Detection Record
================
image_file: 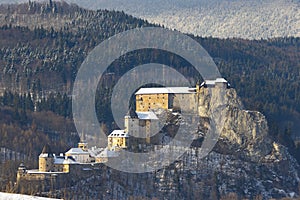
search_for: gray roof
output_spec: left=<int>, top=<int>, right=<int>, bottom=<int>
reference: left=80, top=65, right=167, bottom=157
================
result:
left=201, top=78, right=228, bottom=86
left=136, top=111, right=158, bottom=120
left=135, top=87, right=196, bottom=95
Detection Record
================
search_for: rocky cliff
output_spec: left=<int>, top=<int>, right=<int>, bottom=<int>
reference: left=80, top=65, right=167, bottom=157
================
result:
left=50, top=86, right=300, bottom=199
left=198, top=86, right=273, bottom=162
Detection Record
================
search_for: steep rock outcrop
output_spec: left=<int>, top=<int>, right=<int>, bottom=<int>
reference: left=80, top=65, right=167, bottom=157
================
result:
left=198, top=86, right=273, bottom=162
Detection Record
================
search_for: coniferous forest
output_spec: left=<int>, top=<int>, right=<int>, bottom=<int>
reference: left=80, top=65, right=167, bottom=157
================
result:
left=0, top=1, right=299, bottom=195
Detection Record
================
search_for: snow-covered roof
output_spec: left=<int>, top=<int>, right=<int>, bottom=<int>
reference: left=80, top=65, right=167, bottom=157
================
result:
left=26, top=169, right=66, bottom=174
left=136, top=111, right=158, bottom=120
left=108, top=130, right=129, bottom=138
left=201, top=78, right=228, bottom=86
left=97, top=148, right=119, bottom=158
left=39, top=153, right=54, bottom=158
left=54, top=157, right=78, bottom=165
left=135, top=87, right=196, bottom=95
left=65, top=148, right=90, bottom=155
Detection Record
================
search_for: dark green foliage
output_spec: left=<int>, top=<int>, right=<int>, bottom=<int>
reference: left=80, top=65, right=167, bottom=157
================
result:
left=36, top=92, right=72, bottom=117
left=0, top=91, right=34, bottom=112
left=0, top=1, right=299, bottom=161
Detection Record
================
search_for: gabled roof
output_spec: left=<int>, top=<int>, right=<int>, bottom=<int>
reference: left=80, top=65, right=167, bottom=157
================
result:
left=65, top=148, right=90, bottom=155
left=54, top=157, right=78, bottom=165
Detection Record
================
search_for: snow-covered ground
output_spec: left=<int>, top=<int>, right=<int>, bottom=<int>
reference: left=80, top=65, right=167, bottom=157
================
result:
left=71, top=0, right=300, bottom=39
left=0, top=192, right=60, bottom=200
left=0, top=0, right=299, bottom=39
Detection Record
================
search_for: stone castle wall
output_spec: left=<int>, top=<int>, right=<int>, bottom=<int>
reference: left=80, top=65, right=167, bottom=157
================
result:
left=16, top=163, right=105, bottom=194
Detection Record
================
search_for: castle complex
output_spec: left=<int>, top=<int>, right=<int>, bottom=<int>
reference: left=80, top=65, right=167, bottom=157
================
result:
left=16, top=78, right=229, bottom=192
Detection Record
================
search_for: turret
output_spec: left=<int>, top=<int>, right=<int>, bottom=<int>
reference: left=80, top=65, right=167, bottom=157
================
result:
left=17, top=163, right=27, bottom=181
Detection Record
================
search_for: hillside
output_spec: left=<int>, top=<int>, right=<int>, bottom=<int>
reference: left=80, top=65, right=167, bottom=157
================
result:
left=2, top=0, right=299, bottom=39
left=0, top=1, right=299, bottom=198
left=17, top=85, right=300, bottom=199
left=0, top=2, right=299, bottom=133
left=62, top=0, right=300, bottom=39
left=0, top=0, right=298, bottom=149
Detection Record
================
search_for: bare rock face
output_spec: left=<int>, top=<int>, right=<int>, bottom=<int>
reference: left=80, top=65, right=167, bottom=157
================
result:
left=198, top=86, right=274, bottom=162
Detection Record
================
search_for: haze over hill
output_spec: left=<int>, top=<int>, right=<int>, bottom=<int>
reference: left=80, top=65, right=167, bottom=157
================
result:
left=57, top=0, right=300, bottom=39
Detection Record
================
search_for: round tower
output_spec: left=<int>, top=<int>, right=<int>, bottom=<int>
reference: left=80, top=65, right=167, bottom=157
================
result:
left=17, top=163, right=27, bottom=181
left=39, top=144, right=54, bottom=172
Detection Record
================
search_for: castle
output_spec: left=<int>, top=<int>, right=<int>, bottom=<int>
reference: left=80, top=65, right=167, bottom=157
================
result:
left=16, top=78, right=229, bottom=192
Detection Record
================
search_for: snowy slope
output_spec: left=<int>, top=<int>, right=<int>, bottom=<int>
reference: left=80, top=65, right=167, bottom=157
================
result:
left=0, top=0, right=298, bottom=39
left=0, top=192, right=60, bottom=200
left=61, top=0, right=299, bottom=39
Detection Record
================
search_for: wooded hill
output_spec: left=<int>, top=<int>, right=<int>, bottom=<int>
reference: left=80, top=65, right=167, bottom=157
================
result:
left=0, top=1, right=299, bottom=181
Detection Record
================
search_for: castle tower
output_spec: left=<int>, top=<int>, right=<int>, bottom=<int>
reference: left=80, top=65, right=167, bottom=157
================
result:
left=39, top=144, right=54, bottom=172
left=196, top=82, right=201, bottom=93
left=124, top=115, right=130, bottom=133
left=17, top=163, right=27, bottom=181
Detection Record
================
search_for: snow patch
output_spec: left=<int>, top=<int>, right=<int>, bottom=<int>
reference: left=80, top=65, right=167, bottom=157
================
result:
left=0, top=192, right=60, bottom=200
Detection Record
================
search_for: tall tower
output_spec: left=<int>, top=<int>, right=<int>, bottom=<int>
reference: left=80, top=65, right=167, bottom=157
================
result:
left=39, top=144, right=54, bottom=172
left=124, top=115, right=130, bottom=133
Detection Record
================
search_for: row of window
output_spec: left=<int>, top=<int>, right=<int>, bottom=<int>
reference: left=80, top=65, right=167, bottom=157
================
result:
left=147, top=96, right=165, bottom=99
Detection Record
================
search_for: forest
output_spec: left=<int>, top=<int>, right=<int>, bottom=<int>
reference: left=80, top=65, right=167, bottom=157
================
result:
left=0, top=0, right=299, bottom=193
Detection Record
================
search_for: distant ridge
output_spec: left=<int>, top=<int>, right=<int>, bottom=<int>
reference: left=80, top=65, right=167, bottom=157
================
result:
left=59, top=0, right=300, bottom=39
